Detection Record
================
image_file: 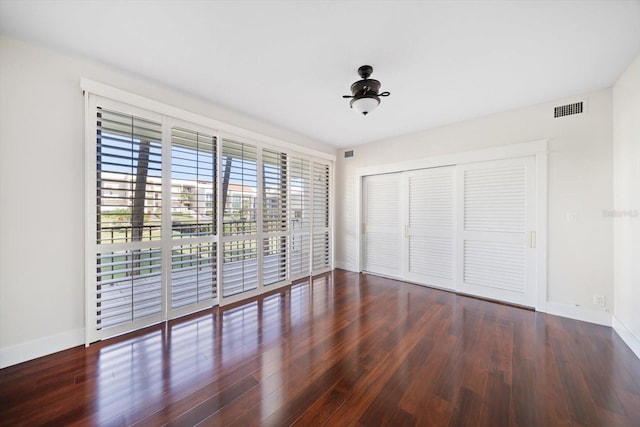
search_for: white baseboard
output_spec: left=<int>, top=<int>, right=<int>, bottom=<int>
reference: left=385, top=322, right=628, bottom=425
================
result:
left=0, top=328, right=84, bottom=369
left=612, top=316, right=640, bottom=359
left=545, top=301, right=612, bottom=326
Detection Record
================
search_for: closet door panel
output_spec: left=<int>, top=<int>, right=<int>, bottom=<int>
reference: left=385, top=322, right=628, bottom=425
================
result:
left=405, top=167, right=455, bottom=289
left=457, top=157, right=536, bottom=306
left=362, top=173, right=403, bottom=277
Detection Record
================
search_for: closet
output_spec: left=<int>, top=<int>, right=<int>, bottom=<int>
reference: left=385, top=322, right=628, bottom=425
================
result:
left=362, top=156, right=536, bottom=307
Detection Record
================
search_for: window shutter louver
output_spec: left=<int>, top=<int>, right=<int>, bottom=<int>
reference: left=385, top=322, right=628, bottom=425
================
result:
left=312, top=162, right=331, bottom=273
left=96, top=248, right=162, bottom=330
left=222, top=140, right=258, bottom=297
left=96, top=108, right=162, bottom=244
left=289, top=156, right=311, bottom=279
left=94, top=106, right=163, bottom=336
left=169, top=127, right=217, bottom=314
left=171, top=242, right=217, bottom=308
left=262, top=148, right=288, bottom=286
left=170, top=128, right=216, bottom=237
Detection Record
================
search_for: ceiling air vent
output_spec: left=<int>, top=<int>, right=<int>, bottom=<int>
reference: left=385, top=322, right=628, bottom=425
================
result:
left=554, top=101, right=584, bottom=118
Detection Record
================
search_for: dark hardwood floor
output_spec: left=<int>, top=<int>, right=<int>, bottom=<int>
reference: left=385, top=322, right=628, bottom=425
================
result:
left=1, top=269, right=640, bottom=426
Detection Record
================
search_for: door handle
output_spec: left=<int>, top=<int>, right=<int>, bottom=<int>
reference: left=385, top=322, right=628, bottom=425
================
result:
left=529, top=231, right=536, bottom=248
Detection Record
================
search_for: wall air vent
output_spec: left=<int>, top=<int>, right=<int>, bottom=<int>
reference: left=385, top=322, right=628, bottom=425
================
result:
left=554, top=102, right=584, bottom=118
left=344, top=150, right=354, bottom=158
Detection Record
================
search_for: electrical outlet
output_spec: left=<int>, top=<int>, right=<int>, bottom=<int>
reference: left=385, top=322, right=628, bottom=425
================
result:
left=593, top=294, right=606, bottom=306
left=567, top=212, right=579, bottom=224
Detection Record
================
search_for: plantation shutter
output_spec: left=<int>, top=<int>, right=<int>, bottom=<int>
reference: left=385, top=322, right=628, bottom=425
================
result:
left=312, top=161, right=331, bottom=273
left=169, top=127, right=217, bottom=317
left=362, top=173, right=403, bottom=277
left=94, top=106, right=163, bottom=339
left=262, top=148, right=288, bottom=286
left=289, top=156, right=312, bottom=279
left=405, top=167, right=455, bottom=289
left=457, top=157, right=536, bottom=306
left=221, top=139, right=258, bottom=299
left=86, top=89, right=334, bottom=342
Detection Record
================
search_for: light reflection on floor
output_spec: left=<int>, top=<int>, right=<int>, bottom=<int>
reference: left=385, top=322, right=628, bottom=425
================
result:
left=94, top=273, right=337, bottom=423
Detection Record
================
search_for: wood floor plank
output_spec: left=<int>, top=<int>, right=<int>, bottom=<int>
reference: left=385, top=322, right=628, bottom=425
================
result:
left=1, top=270, right=639, bottom=426
left=357, top=336, right=434, bottom=426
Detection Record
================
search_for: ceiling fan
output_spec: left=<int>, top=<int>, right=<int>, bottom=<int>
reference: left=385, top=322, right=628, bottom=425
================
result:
left=342, top=65, right=390, bottom=116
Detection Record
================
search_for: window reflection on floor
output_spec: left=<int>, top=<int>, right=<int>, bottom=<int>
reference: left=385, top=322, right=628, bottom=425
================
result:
left=96, top=330, right=165, bottom=424
left=94, top=273, right=337, bottom=422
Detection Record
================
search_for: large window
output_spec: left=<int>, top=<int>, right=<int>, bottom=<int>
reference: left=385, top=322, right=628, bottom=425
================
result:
left=86, top=91, right=333, bottom=343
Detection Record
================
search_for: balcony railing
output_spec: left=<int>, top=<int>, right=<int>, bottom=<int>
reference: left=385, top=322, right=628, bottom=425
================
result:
left=99, top=218, right=303, bottom=244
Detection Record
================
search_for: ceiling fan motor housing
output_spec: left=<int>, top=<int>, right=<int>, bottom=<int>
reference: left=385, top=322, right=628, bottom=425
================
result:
left=350, top=78, right=382, bottom=98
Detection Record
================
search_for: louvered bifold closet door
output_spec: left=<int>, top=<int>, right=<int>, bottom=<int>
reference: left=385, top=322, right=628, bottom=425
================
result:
left=456, top=156, right=536, bottom=307
left=221, top=140, right=259, bottom=301
left=262, top=148, right=288, bottom=287
left=362, top=173, right=403, bottom=278
left=289, top=156, right=311, bottom=280
left=93, top=106, right=164, bottom=340
left=169, top=126, right=218, bottom=317
left=405, top=167, right=455, bottom=289
left=312, top=161, right=332, bottom=274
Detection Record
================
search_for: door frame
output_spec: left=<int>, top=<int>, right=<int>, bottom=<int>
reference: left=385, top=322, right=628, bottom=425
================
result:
left=354, top=140, right=548, bottom=312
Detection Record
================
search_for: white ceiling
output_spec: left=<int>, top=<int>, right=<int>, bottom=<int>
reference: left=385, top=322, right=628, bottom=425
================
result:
left=1, top=0, right=639, bottom=148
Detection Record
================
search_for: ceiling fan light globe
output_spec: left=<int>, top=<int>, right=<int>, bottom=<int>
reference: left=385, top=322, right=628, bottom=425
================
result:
left=351, top=96, right=380, bottom=116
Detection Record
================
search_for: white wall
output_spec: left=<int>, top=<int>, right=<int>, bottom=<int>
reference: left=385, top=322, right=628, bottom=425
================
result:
left=0, top=36, right=334, bottom=368
left=613, top=54, right=640, bottom=358
left=336, top=89, right=614, bottom=322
